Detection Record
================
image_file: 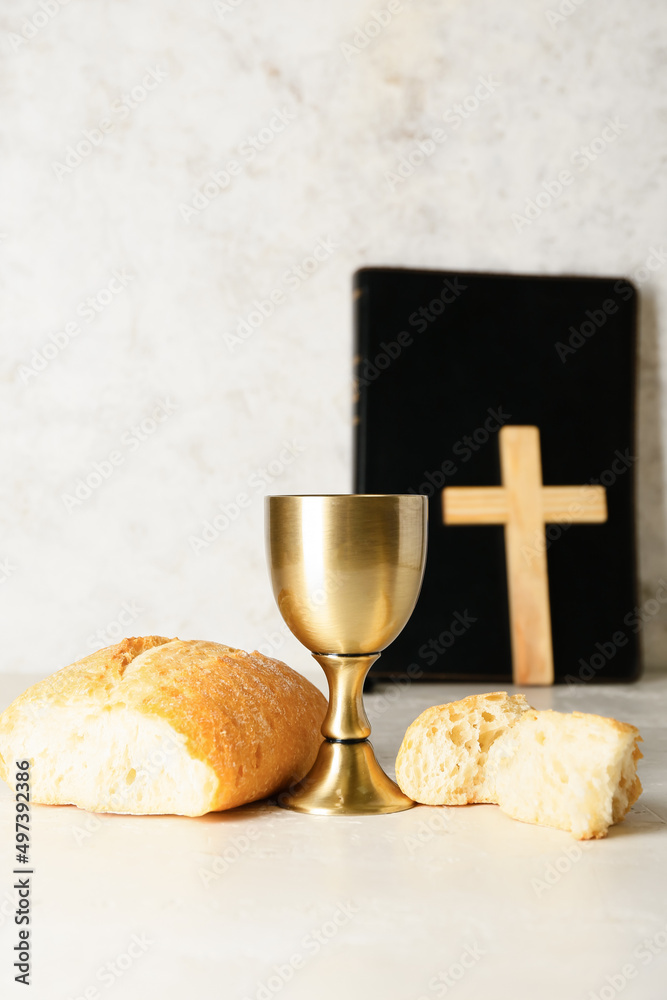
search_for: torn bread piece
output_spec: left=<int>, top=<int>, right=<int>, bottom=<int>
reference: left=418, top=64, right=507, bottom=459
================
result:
left=0, top=636, right=327, bottom=816
left=395, top=692, right=642, bottom=838
left=487, top=708, right=643, bottom=839
left=395, top=692, right=531, bottom=805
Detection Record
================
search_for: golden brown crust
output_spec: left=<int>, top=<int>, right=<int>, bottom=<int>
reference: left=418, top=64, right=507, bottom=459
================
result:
left=0, top=637, right=327, bottom=813
left=120, top=640, right=327, bottom=809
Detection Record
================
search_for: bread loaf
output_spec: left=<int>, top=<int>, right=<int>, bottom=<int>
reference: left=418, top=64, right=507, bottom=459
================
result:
left=396, top=692, right=642, bottom=839
left=0, top=637, right=327, bottom=816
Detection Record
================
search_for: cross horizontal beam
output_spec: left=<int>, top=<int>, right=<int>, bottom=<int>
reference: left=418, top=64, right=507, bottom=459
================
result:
left=443, top=485, right=607, bottom=525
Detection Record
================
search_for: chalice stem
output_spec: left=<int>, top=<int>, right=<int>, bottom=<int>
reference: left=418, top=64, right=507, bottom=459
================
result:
left=314, top=653, right=379, bottom=741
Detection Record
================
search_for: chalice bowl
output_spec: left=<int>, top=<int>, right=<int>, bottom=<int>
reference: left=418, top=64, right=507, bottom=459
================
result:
left=265, top=494, right=428, bottom=815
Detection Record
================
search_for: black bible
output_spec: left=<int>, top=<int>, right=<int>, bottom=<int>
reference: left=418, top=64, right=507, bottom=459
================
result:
left=353, top=267, right=639, bottom=684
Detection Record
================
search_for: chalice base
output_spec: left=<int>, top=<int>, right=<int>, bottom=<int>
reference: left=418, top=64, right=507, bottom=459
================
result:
left=280, top=739, right=414, bottom=815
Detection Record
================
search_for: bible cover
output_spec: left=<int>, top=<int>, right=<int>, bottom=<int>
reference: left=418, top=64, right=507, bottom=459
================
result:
left=354, top=267, right=639, bottom=683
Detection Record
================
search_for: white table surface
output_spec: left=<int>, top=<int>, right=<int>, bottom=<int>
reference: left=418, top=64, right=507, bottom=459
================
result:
left=0, top=672, right=666, bottom=1000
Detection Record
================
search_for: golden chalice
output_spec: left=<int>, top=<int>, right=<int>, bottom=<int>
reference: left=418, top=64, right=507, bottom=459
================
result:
left=265, top=494, right=428, bottom=815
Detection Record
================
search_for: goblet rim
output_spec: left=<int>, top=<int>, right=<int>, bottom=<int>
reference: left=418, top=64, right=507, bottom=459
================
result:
left=265, top=493, right=427, bottom=500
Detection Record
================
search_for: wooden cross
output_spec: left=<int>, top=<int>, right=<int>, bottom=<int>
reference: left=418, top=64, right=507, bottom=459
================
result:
left=442, top=426, right=607, bottom=686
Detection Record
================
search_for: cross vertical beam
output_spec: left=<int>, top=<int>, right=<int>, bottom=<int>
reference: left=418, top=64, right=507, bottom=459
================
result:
left=442, top=425, right=607, bottom=686
left=500, top=426, right=554, bottom=686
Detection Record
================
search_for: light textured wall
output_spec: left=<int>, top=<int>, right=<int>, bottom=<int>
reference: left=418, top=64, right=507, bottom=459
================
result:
left=1, top=0, right=666, bottom=676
